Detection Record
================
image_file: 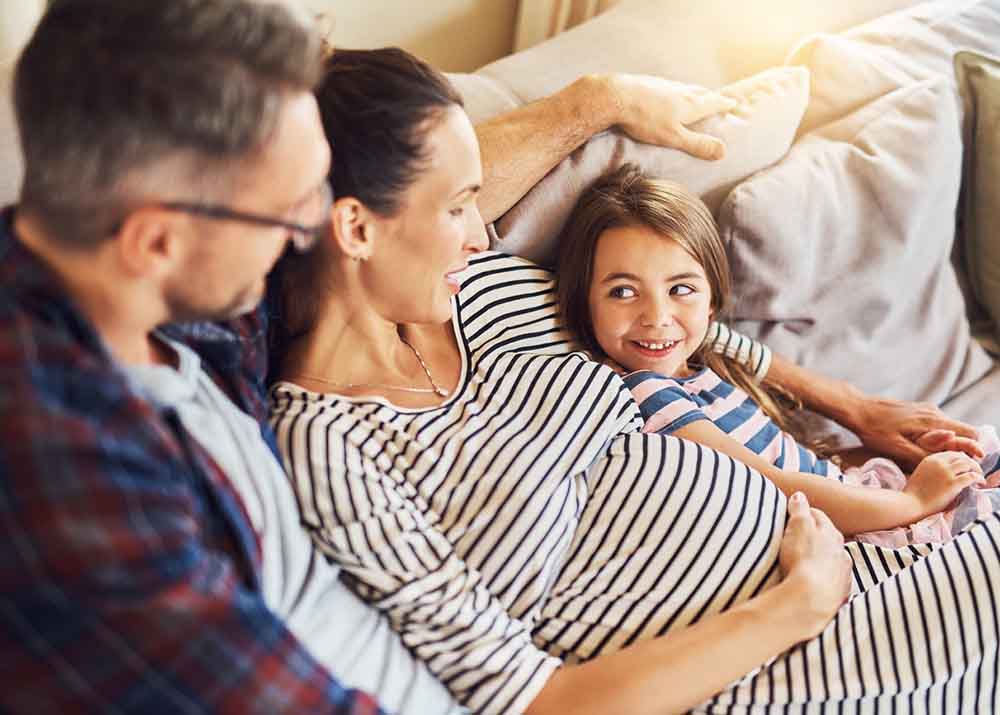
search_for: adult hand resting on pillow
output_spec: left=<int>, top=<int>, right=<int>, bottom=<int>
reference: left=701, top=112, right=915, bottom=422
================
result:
left=474, top=73, right=736, bottom=222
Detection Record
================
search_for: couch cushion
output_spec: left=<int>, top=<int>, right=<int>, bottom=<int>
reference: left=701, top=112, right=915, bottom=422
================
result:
left=955, top=51, right=1000, bottom=349
left=443, top=72, right=520, bottom=124
left=787, top=0, right=1000, bottom=134
left=492, top=66, right=810, bottom=266
left=0, top=63, right=20, bottom=206
left=718, top=78, right=994, bottom=407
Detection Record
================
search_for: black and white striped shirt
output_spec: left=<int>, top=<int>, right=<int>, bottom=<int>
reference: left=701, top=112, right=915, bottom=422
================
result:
left=271, top=252, right=1000, bottom=714
left=270, top=253, right=782, bottom=713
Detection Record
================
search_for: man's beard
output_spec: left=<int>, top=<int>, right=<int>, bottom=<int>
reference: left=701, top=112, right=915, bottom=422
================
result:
left=165, top=278, right=263, bottom=324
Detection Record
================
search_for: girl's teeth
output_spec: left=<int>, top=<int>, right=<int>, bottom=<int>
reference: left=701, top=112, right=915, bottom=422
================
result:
left=638, top=341, right=674, bottom=350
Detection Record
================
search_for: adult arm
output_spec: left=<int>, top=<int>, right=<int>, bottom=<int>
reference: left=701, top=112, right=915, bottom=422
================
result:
left=475, top=74, right=736, bottom=222
left=765, top=352, right=984, bottom=469
left=527, top=492, right=851, bottom=715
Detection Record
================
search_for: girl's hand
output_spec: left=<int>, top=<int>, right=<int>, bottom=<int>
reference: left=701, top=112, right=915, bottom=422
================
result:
left=779, top=493, right=852, bottom=636
left=903, top=451, right=984, bottom=516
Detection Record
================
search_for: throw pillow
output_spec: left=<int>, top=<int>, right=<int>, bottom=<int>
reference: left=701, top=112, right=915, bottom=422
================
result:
left=955, top=51, right=1000, bottom=347
left=493, top=66, right=810, bottom=266
left=787, top=0, right=1000, bottom=134
left=444, top=72, right=520, bottom=124
left=718, top=78, right=994, bottom=406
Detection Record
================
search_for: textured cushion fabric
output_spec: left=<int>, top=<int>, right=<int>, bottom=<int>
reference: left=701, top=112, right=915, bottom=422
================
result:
left=0, top=63, right=20, bottom=206
left=955, top=51, right=1000, bottom=348
left=475, top=0, right=922, bottom=98
left=492, top=66, right=810, bottom=266
left=787, top=0, right=1000, bottom=134
left=0, top=0, right=44, bottom=206
left=443, top=72, right=520, bottom=124
left=718, top=78, right=995, bottom=411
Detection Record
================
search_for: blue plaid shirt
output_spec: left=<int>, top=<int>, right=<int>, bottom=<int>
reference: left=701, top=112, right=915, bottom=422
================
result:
left=0, top=207, right=384, bottom=714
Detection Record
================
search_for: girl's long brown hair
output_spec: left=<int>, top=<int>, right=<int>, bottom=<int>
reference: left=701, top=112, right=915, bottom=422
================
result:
left=556, top=164, right=829, bottom=456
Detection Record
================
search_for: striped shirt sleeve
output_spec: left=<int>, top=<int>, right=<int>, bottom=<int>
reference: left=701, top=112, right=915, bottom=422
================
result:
left=703, top=321, right=772, bottom=381
left=623, top=371, right=711, bottom=435
left=300, top=449, right=560, bottom=715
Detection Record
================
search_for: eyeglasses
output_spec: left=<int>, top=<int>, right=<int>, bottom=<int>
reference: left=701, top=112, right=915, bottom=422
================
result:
left=153, top=180, right=333, bottom=252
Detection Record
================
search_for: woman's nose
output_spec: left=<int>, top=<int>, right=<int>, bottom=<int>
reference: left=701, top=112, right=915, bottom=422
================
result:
left=466, top=209, right=490, bottom=253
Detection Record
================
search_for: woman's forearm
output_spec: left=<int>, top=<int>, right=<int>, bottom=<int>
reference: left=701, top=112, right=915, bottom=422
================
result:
left=526, top=573, right=829, bottom=715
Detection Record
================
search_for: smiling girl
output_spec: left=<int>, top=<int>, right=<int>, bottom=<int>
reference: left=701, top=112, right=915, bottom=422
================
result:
left=557, top=164, right=998, bottom=543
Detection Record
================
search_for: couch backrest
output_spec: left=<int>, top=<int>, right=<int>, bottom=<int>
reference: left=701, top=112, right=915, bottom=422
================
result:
left=0, top=0, right=44, bottom=206
left=475, top=0, right=927, bottom=104
left=0, top=0, right=929, bottom=207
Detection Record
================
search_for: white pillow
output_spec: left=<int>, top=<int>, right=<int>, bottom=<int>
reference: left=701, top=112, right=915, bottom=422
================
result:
left=489, top=66, right=810, bottom=266
left=718, top=78, right=994, bottom=406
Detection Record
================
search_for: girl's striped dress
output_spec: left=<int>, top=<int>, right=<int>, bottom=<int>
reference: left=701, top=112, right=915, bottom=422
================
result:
left=270, top=251, right=1000, bottom=715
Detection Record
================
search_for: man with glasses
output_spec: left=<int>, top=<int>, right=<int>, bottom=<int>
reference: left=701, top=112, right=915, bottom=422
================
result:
left=0, top=1, right=451, bottom=712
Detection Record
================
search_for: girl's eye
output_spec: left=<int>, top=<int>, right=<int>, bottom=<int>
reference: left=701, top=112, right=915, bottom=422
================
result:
left=609, top=285, right=637, bottom=299
left=670, top=284, right=695, bottom=296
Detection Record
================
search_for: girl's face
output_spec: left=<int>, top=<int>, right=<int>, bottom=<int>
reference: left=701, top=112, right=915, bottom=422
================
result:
left=587, top=224, right=714, bottom=376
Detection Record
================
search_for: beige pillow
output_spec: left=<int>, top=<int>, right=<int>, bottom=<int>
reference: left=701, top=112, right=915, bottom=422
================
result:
left=0, top=63, right=20, bottom=206
left=787, top=0, right=1000, bottom=134
left=443, top=72, right=520, bottom=124
left=491, top=66, right=810, bottom=266
left=718, top=78, right=994, bottom=407
left=955, top=51, right=1000, bottom=346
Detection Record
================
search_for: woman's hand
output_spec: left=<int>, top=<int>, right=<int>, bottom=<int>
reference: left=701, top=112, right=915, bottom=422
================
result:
left=601, top=73, right=737, bottom=161
left=844, top=395, right=984, bottom=470
left=778, top=493, right=851, bottom=638
left=902, top=450, right=984, bottom=516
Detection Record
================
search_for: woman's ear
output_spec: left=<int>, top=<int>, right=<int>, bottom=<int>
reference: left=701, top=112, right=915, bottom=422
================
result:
left=330, top=197, right=375, bottom=261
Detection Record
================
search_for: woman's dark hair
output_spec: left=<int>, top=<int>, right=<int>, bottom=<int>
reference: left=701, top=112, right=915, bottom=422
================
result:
left=556, top=164, right=834, bottom=458
left=316, top=47, right=464, bottom=215
left=268, top=47, right=464, bottom=381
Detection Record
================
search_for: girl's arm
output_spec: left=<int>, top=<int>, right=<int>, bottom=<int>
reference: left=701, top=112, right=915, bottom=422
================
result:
left=527, top=492, right=852, bottom=715
left=673, top=420, right=983, bottom=536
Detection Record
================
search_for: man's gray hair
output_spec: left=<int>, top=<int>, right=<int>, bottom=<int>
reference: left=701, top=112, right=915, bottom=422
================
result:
left=14, top=0, right=325, bottom=246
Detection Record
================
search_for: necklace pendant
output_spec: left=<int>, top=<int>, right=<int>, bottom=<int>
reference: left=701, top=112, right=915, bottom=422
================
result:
left=434, top=386, right=449, bottom=397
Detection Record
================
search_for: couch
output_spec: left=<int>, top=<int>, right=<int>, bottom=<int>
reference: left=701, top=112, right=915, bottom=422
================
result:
left=444, top=0, right=1000, bottom=442
left=2, top=0, right=998, bottom=439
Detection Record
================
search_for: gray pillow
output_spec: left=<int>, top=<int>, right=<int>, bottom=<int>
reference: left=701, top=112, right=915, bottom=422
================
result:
left=718, top=78, right=994, bottom=405
left=492, top=66, right=811, bottom=266
left=955, top=51, right=1000, bottom=351
left=786, top=0, right=1000, bottom=135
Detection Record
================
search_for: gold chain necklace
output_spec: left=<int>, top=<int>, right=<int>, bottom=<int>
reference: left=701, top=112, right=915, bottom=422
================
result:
left=294, top=336, right=449, bottom=397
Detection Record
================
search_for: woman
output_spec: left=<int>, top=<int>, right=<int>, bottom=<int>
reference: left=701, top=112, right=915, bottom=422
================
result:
left=269, top=48, right=999, bottom=715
